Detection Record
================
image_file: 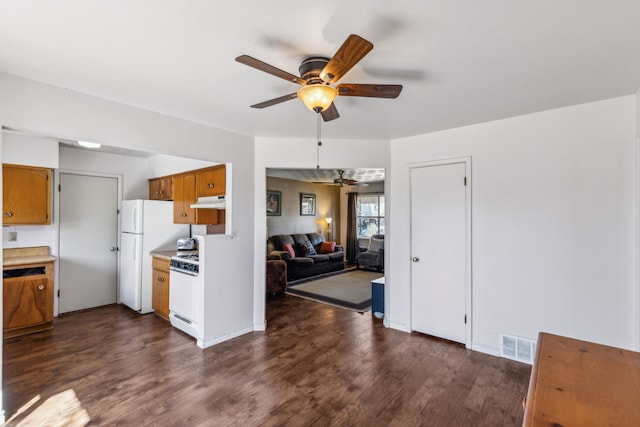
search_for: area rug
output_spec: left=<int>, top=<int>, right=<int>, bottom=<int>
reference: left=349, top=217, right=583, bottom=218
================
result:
left=286, top=269, right=383, bottom=312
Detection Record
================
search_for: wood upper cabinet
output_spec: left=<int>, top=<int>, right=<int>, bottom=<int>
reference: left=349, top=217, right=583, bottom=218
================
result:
left=149, top=176, right=173, bottom=200
left=173, top=173, right=197, bottom=224
left=3, top=261, right=55, bottom=337
left=151, top=256, right=170, bottom=320
left=3, top=164, right=52, bottom=225
left=152, top=164, right=226, bottom=225
left=196, top=165, right=225, bottom=197
left=173, top=171, right=221, bottom=225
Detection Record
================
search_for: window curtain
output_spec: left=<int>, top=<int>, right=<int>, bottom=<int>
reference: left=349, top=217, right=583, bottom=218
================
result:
left=346, top=192, right=358, bottom=263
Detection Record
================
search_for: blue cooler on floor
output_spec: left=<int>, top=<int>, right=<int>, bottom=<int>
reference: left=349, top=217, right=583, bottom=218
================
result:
left=371, top=277, right=385, bottom=318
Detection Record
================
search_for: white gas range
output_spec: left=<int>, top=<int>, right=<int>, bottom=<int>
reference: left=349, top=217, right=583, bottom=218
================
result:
left=169, top=252, right=203, bottom=341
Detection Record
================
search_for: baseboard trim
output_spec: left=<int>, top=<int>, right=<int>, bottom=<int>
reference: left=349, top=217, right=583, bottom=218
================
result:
left=198, top=326, right=255, bottom=349
left=472, top=342, right=500, bottom=357
left=388, top=321, right=411, bottom=333
left=254, top=322, right=266, bottom=332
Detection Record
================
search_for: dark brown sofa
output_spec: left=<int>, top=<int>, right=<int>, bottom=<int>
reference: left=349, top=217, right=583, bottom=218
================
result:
left=267, top=232, right=344, bottom=282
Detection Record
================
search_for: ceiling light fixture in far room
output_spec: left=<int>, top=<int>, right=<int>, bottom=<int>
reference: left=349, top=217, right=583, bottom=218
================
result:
left=77, top=140, right=101, bottom=149
left=297, top=84, right=338, bottom=113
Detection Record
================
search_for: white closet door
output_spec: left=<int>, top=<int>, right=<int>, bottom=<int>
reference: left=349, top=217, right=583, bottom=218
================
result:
left=59, top=173, right=118, bottom=313
left=410, top=162, right=468, bottom=344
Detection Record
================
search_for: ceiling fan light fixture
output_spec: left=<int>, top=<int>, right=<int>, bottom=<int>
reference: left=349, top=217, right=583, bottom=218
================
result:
left=297, top=84, right=338, bottom=113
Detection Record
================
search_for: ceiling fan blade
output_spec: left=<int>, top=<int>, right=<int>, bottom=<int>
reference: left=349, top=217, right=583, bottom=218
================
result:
left=321, top=103, right=340, bottom=122
left=250, top=93, right=298, bottom=109
left=319, top=34, right=373, bottom=83
left=337, top=83, right=403, bottom=98
left=236, top=55, right=305, bottom=85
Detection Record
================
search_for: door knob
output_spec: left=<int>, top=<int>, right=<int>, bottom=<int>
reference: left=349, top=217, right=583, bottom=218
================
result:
left=412, top=256, right=420, bottom=262
left=110, top=247, right=118, bottom=252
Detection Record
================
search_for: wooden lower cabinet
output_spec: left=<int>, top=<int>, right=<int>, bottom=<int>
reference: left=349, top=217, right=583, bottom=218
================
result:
left=3, top=261, right=54, bottom=338
left=151, top=256, right=170, bottom=320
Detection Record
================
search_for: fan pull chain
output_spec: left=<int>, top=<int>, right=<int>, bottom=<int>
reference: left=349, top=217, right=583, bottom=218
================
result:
left=316, top=113, right=322, bottom=169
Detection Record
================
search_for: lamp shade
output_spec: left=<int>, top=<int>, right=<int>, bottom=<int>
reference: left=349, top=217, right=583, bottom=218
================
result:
left=297, top=84, right=338, bottom=113
left=325, top=217, right=333, bottom=225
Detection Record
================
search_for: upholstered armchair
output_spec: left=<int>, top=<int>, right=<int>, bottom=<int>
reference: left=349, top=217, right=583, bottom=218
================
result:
left=356, top=234, right=384, bottom=272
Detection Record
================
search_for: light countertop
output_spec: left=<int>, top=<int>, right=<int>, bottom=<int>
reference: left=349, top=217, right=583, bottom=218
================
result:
left=3, top=246, right=56, bottom=268
left=150, top=250, right=197, bottom=261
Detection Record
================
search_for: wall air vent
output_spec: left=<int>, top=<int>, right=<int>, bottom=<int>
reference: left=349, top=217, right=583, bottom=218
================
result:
left=499, top=334, right=537, bottom=365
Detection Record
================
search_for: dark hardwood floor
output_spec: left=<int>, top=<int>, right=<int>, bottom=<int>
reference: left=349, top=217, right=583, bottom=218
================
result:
left=3, top=295, right=531, bottom=426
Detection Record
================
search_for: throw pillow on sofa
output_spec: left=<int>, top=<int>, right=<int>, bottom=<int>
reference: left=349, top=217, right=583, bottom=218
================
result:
left=297, top=240, right=317, bottom=256
left=282, top=243, right=296, bottom=259
left=318, top=241, right=336, bottom=254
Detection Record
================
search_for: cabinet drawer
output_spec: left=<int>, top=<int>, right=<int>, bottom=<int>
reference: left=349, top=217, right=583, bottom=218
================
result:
left=152, top=257, right=170, bottom=272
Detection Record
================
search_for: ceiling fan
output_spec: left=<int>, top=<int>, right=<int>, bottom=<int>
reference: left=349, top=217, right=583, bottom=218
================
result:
left=235, top=34, right=403, bottom=121
left=315, top=170, right=369, bottom=188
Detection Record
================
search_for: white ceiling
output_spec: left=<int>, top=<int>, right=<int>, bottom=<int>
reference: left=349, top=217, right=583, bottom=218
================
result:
left=267, top=168, right=385, bottom=184
left=1, top=1, right=640, bottom=141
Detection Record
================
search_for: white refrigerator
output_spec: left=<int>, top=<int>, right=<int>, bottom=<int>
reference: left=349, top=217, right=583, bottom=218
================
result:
left=119, top=199, right=190, bottom=313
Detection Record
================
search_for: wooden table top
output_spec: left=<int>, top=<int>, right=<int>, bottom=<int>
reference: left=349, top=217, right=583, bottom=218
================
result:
left=523, top=332, right=640, bottom=426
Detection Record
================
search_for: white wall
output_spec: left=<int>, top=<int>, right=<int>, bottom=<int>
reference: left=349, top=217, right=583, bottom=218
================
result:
left=636, top=86, right=640, bottom=136
left=390, top=96, right=637, bottom=353
left=147, top=153, right=217, bottom=179
left=254, top=136, right=390, bottom=328
left=0, top=72, right=256, bottom=343
left=266, top=176, right=340, bottom=238
left=2, top=132, right=59, bottom=168
left=59, top=146, right=149, bottom=199
left=2, top=132, right=59, bottom=250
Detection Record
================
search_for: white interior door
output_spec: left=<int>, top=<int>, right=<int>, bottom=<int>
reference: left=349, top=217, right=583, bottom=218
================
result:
left=410, top=161, right=469, bottom=344
left=59, top=173, right=119, bottom=313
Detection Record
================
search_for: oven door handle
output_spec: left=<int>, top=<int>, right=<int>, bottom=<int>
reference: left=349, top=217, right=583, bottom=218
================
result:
left=169, top=267, right=198, bottom=276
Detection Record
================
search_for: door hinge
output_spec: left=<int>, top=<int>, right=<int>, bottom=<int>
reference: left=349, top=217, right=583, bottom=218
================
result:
left=464, top=314, right=467, bottom=324
left=58, top=184, right=61, bottom=192
left=464, top=177, right=467, bottom=186
left=57, top=289, right=60, bottom=297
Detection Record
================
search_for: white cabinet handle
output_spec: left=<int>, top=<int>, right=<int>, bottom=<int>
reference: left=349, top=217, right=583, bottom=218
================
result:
left=4, top=211, right=13, bottom=217
left=38, top=284, right=45, bottom=290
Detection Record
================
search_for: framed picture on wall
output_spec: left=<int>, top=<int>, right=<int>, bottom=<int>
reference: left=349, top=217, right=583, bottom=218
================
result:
left=266, top=190, right=281, bottom=216
left=300, top=193, right=316, bottom=216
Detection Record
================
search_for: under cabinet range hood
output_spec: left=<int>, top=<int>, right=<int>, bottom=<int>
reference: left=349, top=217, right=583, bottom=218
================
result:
left=190, top=195, right=226, bottom=209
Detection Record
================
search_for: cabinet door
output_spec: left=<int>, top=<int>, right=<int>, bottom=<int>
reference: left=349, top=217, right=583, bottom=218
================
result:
left=149, top=176, right=173, bottom=200
left=3, top=276, right=53, bottom=330
left=149, top=178, right=162, bottom=200
left=152, top=268, right=170, bottom=320
left=3, top=164, right=51, bottom=225
left=173, top=174, right=196, bottom=224
left=160, top=176, right=173, bottom=200
left=196, top=166, right=225, bottom=197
